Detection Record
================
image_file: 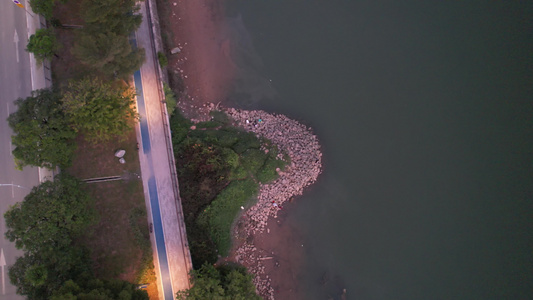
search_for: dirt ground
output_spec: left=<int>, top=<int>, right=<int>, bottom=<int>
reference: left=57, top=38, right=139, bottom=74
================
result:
left=156, top=0, right=236, bottom=121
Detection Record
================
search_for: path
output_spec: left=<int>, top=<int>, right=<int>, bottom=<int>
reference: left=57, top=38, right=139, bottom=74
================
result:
left=134, top=1, right=192, bottom=299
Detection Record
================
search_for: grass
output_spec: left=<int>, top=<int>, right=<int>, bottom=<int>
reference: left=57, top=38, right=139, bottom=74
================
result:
left=66, top=124, right=140, bottom=180
left=197, top=179, right=258, bottom=256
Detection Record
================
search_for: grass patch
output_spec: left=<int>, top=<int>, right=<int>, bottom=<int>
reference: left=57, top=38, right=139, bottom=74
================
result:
left=197, top=179, right=258, bottom=256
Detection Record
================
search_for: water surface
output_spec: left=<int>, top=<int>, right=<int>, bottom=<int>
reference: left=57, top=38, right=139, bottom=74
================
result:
left=226, top=1, right=533, bottom=299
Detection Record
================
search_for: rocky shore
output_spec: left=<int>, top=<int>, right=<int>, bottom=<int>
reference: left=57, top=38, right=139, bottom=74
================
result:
left=223, top=108, right=323, bottom=299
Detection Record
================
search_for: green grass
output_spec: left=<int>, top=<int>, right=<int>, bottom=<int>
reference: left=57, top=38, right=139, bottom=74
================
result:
left=197, top=179, right=258, bottom=256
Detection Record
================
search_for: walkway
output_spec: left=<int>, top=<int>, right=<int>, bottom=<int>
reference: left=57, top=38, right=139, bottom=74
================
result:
left=133, top=1, right=192, bottom=299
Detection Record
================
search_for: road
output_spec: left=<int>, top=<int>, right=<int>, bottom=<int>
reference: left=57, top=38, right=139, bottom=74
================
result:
left=0, top=1, right=46, bottom=299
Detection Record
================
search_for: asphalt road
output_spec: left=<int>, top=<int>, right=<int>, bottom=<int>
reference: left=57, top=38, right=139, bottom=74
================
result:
left=0, top=1, right=41, bottom=299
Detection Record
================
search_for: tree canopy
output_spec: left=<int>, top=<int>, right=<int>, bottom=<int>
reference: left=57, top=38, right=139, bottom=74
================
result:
left=176, top=264, right=260, bottom=300
left=4, top=174, right=96, bottom=254
left=29, top=0, right=57, bottom=19
left=26, top=28, right=59, bottom=63
left=4, top=175, right=97, bottom=299
left=81, top=0, right=142, bottom=36
left=61, top=77, right=138, bottom=143
left=72, top=31, right=145, bottom=80
left=7, top=88, right=76, bottom=169
left=50, top=279, right=148, bottom=300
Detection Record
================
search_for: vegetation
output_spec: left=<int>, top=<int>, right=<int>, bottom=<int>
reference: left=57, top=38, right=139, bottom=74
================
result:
left=4, top=175, right=149, bottom=300
left=176, top=263, right=260, bottom=300
left=157, top=51, right=168, bottom=67
left=5, top=174, right=96, bottom=254
left=26, top=28, right=59, bottom=63
left=29, top=0, right=59, bottom=19
left=6, top=0, right=157, bottom=298
left=51, top=279, right=148, bottom=300
left=80, top=0, right=142, bottom=36
left=61, top=77, right=138, bottom=143
left=72, top=31, right=145, bottom=80
left=171, top=111, right=287, bottom=266
left=163, top=83, right=177, bottom=115
left=8, top=88, right=77, bottom=169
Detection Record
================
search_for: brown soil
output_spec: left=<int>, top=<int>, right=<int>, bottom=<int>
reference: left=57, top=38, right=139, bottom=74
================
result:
left=157, top=0, right=236, bottom=121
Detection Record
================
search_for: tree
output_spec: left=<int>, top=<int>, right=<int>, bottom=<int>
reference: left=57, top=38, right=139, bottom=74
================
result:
left=7, top=89, right=77, bottom=169
left=72, top=30, right=145, bottom=79
left=9, top=248, right=92, bottom=299
left=51, top=279, right=148, bottom=300
left=29, top=0, right=57, bottom=19
left=26, top=28, right=59, bottom=63
left=81, top=0, right=142, bottom=36
left=176, top=264, right=260, bottom=300
left=61, top=77, right=138, bottom=143
left=4, top=174, right=96, bottom=254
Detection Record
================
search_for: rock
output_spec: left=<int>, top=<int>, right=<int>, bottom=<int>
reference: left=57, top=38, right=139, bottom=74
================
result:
left=119, top=158, right=126, bottom=164
left=114, top=149, right=126, bottom=158
left=170, top=47, right=181, bottom=54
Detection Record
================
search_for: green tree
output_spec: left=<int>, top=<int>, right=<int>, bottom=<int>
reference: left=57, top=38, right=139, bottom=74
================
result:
left=9, top=248, right=92, bottom=299
left=26, top=28, right=59, bottom=63
left=176, top=264, right=260, bottom=300
left=72, top=31, right=145, bottom=79
left=29, top=0, right=57, bottom=19
left=4, top=174, right=96, bottom=254
left=51, top=279, right=148, bottom=300
left=81, top=0, right=142, bottom=36
left=7, top=89, right=76, bottom=169
left=61, top=77, right=138, bottom=142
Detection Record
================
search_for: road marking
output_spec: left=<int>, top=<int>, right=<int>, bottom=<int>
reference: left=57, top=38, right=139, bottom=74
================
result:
left=14, top=30, right=19, bottom=63
left=0, top=248, right=5, bottom=295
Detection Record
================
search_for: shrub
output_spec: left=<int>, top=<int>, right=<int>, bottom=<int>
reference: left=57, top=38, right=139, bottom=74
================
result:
left=157, top=51, right=168, bottom=67
left=163, top=83, right=177, bottom=115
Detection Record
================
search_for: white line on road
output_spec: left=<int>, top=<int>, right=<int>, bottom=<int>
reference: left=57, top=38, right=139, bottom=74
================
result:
left=0, top=248, right=5, bottom=295
left=14, top=30, right=20, bottom=63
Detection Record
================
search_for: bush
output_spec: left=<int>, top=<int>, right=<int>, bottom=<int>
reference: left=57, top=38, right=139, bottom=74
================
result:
left=163, top=83, right=177, bottom=115
left=157, top=51, right=168, bottom=67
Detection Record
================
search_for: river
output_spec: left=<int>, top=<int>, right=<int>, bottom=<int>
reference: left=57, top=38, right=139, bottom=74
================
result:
left=224, top=1, right=533, bottom=299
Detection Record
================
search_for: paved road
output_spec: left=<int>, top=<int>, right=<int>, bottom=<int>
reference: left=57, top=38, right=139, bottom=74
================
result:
left=134, top=1, right=192, bottom=299
left=0, top=1, right=47, bottom=299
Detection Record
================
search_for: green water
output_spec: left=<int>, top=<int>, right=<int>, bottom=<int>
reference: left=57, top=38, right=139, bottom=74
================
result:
left=226, top=1, right=533, bottom=299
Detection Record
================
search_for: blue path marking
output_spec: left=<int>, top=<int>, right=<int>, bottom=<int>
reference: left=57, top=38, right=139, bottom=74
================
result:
left=133, top=67, right=174, bottom=299
left=134, top=71, right=151, bottom=154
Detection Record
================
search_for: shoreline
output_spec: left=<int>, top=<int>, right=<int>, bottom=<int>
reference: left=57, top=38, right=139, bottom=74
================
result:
left=159, top=1, right=323, bottom=298
left=224, top=108, right=323, bottom=299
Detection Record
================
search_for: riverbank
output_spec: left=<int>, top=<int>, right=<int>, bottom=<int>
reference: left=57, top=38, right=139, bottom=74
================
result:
left=224, top=108, right=322, bottom=299
left=157, top=1, right=323, bottom=298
